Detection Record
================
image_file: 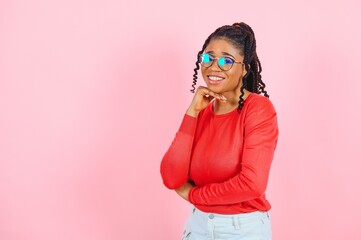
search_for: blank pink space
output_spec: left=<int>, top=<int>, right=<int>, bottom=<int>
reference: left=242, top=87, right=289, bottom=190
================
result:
left=1, top=0, right=360, bottom=239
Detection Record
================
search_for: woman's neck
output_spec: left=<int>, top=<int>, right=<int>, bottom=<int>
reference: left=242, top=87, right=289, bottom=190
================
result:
left=213, top=89, right=251, bottom=114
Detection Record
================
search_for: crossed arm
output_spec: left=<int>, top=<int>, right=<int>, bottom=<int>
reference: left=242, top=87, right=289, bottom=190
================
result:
left=160, top=100, right=278, bottom=206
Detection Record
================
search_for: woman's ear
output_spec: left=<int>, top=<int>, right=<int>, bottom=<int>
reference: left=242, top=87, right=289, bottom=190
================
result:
left=241, top=64, right=249, bottom=77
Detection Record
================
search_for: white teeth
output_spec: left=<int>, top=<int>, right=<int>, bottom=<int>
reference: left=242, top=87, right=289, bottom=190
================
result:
left=209, top=76, right=224, bottom=81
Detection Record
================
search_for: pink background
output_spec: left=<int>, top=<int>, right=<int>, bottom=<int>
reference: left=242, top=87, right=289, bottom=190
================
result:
left=1, top=0, right=360, bottom=239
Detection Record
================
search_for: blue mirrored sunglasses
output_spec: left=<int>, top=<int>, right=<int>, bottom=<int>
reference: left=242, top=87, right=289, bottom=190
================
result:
left=199, top=53, right=244, bottom=71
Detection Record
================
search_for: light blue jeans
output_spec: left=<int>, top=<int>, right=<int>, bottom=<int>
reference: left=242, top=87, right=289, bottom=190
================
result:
left=181, top=206, right=272, bottom=240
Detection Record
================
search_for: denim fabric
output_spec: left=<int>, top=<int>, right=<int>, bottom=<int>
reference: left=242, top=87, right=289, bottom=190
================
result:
left=181, top=206, right=272, bottom=240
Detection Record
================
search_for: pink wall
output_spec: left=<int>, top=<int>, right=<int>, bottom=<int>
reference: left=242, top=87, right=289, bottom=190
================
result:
left=1, top=0, right=360, bottom=239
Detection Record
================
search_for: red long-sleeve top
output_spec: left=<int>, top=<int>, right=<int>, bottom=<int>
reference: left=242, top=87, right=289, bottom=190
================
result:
left=160, top=93, right=279, bottom=214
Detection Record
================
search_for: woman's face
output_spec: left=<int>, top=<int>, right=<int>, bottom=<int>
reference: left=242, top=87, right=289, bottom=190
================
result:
left=201, top=38, right=246, bottom=95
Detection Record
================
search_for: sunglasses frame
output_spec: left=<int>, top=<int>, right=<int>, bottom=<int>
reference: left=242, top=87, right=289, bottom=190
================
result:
left=199, top=53, right=244, bottom=71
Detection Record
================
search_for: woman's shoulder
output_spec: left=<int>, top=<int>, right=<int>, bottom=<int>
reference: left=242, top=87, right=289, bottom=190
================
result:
left=245, top=93, right=276, bottom=113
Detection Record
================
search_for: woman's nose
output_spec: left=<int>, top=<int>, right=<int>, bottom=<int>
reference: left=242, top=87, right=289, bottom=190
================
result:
left=209, top=60, right=222, bottom=71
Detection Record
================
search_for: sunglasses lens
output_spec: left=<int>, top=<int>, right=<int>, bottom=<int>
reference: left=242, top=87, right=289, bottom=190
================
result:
left=218, top=57, right=225, bottom=67
left=219, top=57, right=233, bottom=71
left=202, top=54, right=210, bottom=63
left=201, top=54, right=212, bottom=67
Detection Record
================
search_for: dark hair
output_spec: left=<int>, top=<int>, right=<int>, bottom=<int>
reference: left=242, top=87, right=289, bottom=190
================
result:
left=191, top=22, right=269, bottom=113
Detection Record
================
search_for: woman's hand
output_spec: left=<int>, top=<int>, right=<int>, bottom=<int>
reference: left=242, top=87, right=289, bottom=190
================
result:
left=175, top=182, right=195, bottom=201
left=186, top=86, right=227, bottom=117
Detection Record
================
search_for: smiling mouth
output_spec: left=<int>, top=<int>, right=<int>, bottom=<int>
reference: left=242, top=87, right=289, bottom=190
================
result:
left=208, top=75, right=225, bottom=81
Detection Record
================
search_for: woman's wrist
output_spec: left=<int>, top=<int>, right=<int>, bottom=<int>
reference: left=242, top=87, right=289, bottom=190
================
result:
left=175, top=182, right=194, bottom=202
left=186, top=108, right=199, bottom=118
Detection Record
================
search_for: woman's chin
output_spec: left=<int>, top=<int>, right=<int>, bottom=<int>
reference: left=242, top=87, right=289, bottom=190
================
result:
left=206, top=85, right=223, bottom=94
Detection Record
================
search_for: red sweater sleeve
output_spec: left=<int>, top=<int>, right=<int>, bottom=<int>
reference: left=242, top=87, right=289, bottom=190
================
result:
left=160, top=114, right=197, bottom=189
left=188, top=99, right=279, bottom=205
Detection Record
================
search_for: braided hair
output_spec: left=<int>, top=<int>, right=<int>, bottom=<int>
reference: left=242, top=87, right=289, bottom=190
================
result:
left=191, top=22, right=269, bottom=113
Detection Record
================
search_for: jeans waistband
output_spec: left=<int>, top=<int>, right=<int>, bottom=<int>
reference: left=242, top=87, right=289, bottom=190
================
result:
left=191, top=205, right=270, bottom=220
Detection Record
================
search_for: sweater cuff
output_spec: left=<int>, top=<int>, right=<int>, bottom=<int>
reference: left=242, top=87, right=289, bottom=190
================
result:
left=178, top=114, right=197, bottom=136
left=188, top=186, right=200, bottom=205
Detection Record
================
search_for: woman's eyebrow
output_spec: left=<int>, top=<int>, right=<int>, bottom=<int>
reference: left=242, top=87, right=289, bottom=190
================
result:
left=205, top=50, right=235, bottom=58
left=221, top=52, right=235, bottom=58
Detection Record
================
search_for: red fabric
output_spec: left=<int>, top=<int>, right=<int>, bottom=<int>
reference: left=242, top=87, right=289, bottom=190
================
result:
left=160, top=93, right=279, bottom=214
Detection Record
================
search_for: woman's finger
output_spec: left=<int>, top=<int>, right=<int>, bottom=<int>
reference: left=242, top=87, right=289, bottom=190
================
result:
left=200, top=89, right=217, bottom=98
left=197, top=86, right=227, bottom=102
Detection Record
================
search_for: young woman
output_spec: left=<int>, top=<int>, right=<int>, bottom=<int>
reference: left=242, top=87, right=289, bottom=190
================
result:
left=160, top=22, right=279, bottom=240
